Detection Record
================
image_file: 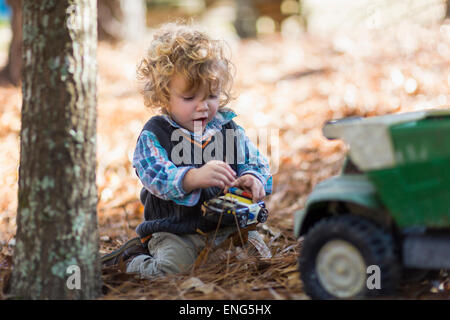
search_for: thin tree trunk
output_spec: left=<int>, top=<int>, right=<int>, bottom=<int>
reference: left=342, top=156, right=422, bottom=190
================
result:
left=10, top=0, right=101, bottom=299
left=234, top=0, right=258, bottom=38
left=98, top=0, right=146, bottom=42
left=446, top=0, right=450, bottom=18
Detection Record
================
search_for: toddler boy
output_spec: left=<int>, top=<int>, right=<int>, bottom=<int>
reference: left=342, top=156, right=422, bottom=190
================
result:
left=102, top=23, right=273, bottom=278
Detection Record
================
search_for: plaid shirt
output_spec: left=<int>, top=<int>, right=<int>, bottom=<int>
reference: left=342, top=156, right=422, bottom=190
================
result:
left=133, top=108, right=273, bottom=206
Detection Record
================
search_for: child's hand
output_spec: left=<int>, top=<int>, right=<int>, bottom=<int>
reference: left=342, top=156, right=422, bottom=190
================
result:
left=182, top=160, right=236, bottom=193
left=225, top=174, right=265, bottom=203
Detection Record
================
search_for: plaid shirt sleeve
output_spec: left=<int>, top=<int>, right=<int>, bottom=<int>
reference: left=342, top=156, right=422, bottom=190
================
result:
left=133, top=130, right=201, bottom=206
left=235, top=124, right=273, bottom=195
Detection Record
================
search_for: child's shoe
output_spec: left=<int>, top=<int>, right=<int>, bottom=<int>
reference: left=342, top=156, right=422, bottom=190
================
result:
left=101, top=237, right=149, bottom=268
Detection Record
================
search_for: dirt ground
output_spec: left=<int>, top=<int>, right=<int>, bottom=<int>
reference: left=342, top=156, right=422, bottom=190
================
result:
left=1, top=21, right=450, bottom=300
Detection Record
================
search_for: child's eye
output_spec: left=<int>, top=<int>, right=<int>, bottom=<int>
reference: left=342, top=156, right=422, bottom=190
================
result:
left=209, top=94, right=218, bottom=99
left=183, top=96, right=195, bottom=101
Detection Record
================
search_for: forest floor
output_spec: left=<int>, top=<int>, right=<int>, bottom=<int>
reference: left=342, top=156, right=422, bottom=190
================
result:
left=1, top=21, right=450, bottom=300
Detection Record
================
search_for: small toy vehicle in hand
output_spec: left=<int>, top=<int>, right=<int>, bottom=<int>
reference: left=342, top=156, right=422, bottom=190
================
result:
left=201, top=187, right=269, bottom=228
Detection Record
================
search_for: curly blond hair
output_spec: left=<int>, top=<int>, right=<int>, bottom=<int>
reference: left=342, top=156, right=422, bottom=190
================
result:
left=137, top=22, right=235, bottom=113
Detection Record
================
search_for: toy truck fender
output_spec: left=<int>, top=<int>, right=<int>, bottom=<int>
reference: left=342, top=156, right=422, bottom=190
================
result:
left=294, top=174, right=387, bottom=238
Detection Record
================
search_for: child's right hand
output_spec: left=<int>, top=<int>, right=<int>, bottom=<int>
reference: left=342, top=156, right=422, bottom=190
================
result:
left=182, top=160, right=236, bottom=193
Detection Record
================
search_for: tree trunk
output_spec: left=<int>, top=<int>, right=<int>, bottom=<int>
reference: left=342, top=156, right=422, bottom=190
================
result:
left=10, top=0, right=101, bottom=299
left=1, top=0, right=22, bottom=86
left=98, top=0, right=147, bottom=42
left=446, top=0, right=450, bottom=18
left=234, top=0, right=258, bottom=38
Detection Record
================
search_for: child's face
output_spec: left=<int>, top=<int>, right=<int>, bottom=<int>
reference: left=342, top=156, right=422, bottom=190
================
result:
left=167, top=74, right=220, bottom=133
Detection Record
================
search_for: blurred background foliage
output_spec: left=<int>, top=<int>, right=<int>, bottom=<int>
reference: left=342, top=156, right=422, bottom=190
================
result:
left=1, top=0, right=449, bottom=84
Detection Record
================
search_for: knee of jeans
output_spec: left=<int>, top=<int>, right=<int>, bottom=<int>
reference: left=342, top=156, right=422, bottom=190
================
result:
left=156, top=251, right=196, bottom=274
left=153, top=240, right=198, bottom=273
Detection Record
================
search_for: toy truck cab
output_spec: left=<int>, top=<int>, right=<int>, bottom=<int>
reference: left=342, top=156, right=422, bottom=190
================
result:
left=294, top=108, right=450, bottom=299
left=202, top=187, right=269, bottom=228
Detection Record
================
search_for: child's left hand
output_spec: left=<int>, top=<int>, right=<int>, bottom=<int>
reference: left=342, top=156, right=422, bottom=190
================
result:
left=224, top=174, right=265, bottom=202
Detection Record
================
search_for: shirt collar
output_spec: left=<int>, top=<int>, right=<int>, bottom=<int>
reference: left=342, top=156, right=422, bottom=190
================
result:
left=162, top=108, right=237, bottom=141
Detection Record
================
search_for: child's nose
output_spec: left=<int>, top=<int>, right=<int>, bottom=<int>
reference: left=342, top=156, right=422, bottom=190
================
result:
left=196, top=101, right=208, bottom=111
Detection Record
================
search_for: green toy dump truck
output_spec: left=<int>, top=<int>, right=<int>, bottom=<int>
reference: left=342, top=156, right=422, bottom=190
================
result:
left=294, top=108, right=450, bottom=299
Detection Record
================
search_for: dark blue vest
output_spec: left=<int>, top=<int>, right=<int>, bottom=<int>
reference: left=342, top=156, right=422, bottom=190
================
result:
left=135, top=116, right=240, bottom=238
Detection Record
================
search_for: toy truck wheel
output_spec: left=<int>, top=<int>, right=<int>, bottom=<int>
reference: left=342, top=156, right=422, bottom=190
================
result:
left=257, top=207, right=268, bottom=223
left=299, top=215, right=400, bottom=299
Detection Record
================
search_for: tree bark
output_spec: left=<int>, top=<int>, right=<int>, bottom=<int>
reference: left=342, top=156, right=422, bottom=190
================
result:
left=10, top=0, right=101, bottom=299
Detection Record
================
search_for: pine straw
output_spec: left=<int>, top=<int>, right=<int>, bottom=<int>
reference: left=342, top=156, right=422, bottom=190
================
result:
left=100, top=226, right=307, bottom=300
